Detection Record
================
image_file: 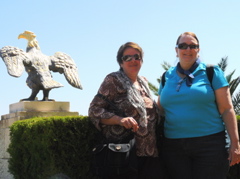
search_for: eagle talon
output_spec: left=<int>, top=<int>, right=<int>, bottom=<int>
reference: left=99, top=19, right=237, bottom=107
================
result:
left=41, top=98, right=55, bottom=102
left=20, top=98, right=36, bottom=102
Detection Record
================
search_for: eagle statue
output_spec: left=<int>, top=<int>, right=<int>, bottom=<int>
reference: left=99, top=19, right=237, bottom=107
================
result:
left=0, top=31, right=82, bottom=101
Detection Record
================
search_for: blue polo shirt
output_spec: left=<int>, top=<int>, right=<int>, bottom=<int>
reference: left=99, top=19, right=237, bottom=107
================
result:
left=158, top=63, right=228, bottom=139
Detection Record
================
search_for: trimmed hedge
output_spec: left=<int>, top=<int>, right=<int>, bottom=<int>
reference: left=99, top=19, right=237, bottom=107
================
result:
left=7, top=116, right=240, bottom=179
left=7, top=116, right=98, bottom=179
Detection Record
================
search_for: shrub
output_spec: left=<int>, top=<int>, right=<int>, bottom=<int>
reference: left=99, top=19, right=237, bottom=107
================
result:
left=7, top=116, right=98, bottom=179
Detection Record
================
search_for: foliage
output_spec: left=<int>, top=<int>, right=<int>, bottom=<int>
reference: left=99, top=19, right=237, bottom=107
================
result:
left=217, top=57, right=240, bottom=114
left=148, top=82, right=159, bottom=96
left=7, top=116, right=99, bottom=179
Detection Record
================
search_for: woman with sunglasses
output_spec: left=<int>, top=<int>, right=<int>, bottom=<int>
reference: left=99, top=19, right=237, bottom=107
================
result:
left=89, top=42, right=164, bottom=179
left=157, top=32, right=240, bottom=179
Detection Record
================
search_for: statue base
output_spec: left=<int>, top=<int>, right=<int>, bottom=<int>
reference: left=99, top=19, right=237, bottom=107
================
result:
left=2, top=101, right=79, bottom=121
left=0, top=101, right=79, bottom=179
left=10, top=101, right=71, bottom=113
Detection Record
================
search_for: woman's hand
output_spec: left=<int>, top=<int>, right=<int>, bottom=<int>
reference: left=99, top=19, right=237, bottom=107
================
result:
left=228, top=143, right=240, bottom=166
left=118, top=116, right=139, bottom=132
left=100, top=115, right=139, bottom=132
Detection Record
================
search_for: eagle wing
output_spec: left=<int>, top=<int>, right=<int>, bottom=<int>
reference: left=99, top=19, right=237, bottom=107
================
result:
left=0, top=46, right=29, bottom=77
left=49, top=52, right=82, bottom=89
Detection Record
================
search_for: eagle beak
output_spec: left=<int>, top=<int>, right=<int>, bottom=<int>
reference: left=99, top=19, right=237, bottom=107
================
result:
left=18, top=33, right=26, bottom=39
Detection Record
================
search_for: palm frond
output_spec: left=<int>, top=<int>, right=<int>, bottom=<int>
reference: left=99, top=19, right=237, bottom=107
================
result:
left=229, top=77, right=240, bottom=96
left=161, top=61, right=171, bottom=71
left=148, top=82, right=159, bottom=96
left=231, top=90, right=240, bottom=115
left=217, top=56, right=228, bottom=72
left=225, top=70, right=236, bottom=83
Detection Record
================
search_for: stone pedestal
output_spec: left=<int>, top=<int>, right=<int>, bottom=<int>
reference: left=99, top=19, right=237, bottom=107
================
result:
left=0, top=101, right=79, bottom=179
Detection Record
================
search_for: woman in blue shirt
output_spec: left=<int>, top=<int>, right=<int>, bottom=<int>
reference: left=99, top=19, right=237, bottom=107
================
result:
left=158, top=32, right=240, bottom=179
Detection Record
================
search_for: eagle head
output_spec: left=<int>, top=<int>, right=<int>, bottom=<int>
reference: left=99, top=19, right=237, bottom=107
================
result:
left=18, top=31, right=40, bottom=50
left=18, top=31, right=36, bottom=40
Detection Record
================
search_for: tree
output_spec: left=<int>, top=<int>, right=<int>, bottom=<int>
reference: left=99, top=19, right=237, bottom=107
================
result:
left=219, top=57, right=240, bottom=114
left=148, top=61, right=171, bottom=96
left=149, top=57, right=240, bottom=115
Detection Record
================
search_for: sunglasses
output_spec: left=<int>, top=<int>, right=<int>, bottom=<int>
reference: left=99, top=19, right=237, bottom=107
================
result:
left=176, top=43, right=199, bottom=50
left=122, top=54, right=141, bottom=62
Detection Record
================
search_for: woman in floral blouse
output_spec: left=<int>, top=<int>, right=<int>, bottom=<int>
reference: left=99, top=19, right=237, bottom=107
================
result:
left=88, top=42, right=164, bottom=179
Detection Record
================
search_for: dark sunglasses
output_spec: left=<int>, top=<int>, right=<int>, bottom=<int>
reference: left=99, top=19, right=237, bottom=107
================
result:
left=122, top=54, right=141, bottom=62
left=176, top=43, right=199, bottom=50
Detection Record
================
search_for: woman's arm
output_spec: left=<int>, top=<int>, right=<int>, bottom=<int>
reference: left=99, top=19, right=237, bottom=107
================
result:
left=88, top=74, right=139, bottom=132
left=215, top=86, right=240, bottom=166
left=157, top=95, right=165, bottom=116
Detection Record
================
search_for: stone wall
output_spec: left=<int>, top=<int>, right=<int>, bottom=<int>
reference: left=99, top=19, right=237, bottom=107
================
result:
left=0, top=101, right=79, bottom=178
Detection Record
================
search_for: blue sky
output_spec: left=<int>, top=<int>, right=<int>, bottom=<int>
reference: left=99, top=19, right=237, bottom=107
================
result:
left=0, top=0, right=240, bottom=116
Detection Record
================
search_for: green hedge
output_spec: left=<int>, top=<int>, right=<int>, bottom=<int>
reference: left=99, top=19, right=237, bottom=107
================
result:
left=7, top=116, right=99, bottom=179
left=7, top=116, right=240, bottom=179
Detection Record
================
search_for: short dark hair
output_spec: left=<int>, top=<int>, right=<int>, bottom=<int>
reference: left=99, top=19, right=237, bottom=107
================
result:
left=116, top=42, right=143, bottom=69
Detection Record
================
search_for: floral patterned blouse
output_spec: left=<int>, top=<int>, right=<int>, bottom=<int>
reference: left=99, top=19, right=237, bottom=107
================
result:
left=88, top=71, right=160, bottom=157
